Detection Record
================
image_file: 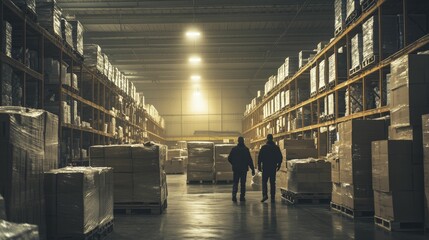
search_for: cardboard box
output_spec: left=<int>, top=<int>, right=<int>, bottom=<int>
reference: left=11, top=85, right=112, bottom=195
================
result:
left=104, top=145, right=132, bottom=158
left=285, top=148, right=318, bottom=160
left=332, top=183, right=342, bottom=204
left=341, top=183, right=373, bottom=211
left=374, top=190, right=423, bottom=222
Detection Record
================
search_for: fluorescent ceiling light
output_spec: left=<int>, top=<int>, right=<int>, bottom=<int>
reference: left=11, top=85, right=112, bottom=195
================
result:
left=186, top=31, right=201, bottom=39
left=189, top=56, right=202, bottom=64
left=191, top=75, right=201, bottom=81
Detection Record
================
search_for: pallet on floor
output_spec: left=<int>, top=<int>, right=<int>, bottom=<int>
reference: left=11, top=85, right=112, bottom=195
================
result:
left=280, top=188, right=331, bottom=205
left=98, top=219, right=114, bottom=238
left=374, top=216, right=424, bottom=232
left=52, top=225, right=100, bottom=240
left=114, top=200, right=167, bottom=215
left=330, top=202, right=373, bottom=218
left=215, top=180, right=233, bottom=184
left=187, top=179, right=215, bottom=184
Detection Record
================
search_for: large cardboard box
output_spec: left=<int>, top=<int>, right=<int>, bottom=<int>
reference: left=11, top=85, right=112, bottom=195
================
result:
left=341, top=183, right=373, bottom=211
left=286, top=159, right=332, bottom=193
left=374, top=190, right=423, bottom=222
left=285, top=148, right=318, bottom=160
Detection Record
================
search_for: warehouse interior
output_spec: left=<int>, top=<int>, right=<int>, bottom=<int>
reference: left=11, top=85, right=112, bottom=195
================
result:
left=1, top=0, right=429, bottom=239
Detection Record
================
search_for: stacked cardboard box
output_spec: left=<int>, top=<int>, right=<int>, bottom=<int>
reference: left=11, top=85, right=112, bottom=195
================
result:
left=299, top=50, right=316, bottom=68
left=12, top=0, right=36, bottom=16
left=187, top=142, right=214, bottom=181
left=165, top=149, right=185, bottom=174
left=318, top=59, right=327, bottom=91
left=328, top=47, right=347, bottom=86
left=0, top=220, right=39, bottom=239
left=422, top=114, right=429, bottom=229
left=2, top=21, right=12, bottom=57
left=90, top=143, right=168, bottom=205
left=334, top=119, right=387, bottom=211
left=61, top=18, right=73, bottom=48
left=346, top=0, right=360, bottom=22
left=0, top=107, right=59, bottom=238
left=44, top=167, right=114, bottom=239
left=350, top=33, right=363, bottom=71
left=372, top=140, right=423, bottom=224
left=334, top=0, right=347, bottom=34
left=214, top=144, right=235, bottom=181
left=286, top=159, right=331, bottom=193
left=310, top=66, right=317, bottom=96
left=279, top=139, right=317, bottom=160
left=36, top=1, right=62, bottom=38
left=83, top=44, right=103, bottom=72
left=69, top=20, right=84, bottom=56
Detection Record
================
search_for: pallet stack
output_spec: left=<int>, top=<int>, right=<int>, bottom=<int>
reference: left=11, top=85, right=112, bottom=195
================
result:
left=44, top=167, right=114, bottom=239
left=214, top=144, right=235, bottom=182
left=0, top=107, right=59, bottom=238
left=372, top=140, right=423, bottom=231
left=90, top=143, right=168, bottom=214
left=165, top=149, right=185, bottom=174
left=0, top=220, right=39, bottom=239
left=187, top=142, right=214, bottom=183
left=331, top=119, right=387, bottom=218
left=280, top=159, right=331, bottom=205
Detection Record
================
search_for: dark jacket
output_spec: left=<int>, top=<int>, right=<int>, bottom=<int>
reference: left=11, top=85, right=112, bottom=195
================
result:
left=258, top=140, right=282, bottom=173
left=228, top=143, right=255, bottom=173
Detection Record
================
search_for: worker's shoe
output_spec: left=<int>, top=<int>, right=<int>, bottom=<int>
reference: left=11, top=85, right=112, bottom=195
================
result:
left=240, top=196, right=246, bottom=202
left=261, top=196, right=268, bottom=203
left=232, top=196, right=237, bottom=202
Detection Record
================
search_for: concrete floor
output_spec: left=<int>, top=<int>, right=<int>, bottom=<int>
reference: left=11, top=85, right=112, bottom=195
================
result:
left=107, top=174, right=429, bottom=240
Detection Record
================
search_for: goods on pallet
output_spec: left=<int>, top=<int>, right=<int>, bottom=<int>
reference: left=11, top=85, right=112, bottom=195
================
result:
left=45, top=167, right=114, bottom=239
left=346, top=0, right=360, bottom=22
left=187, top=142, right=214, bottom=182
left=165, top=157, right=185, bottom=174
left=83, top=44, right=103, bottom=72
left=345, top=84, right=363, bottom=116
left=334, top=0, right=347, bottom=34
left=61, top=18, right=73, bottom=48
left=310, top=66, right=317, bottom=96
left=90, top=143, right=168, bottom=205
left=334, top=119, right=387, bottom=212
left=214, top=144, right=235, bottom=181
left=328, top=47, right=347, bottom=85
left=2, top=21, right=12, bottom=57
left=318, top=59, right=326, bottom=91
left=1, top=64, right=13, bottom=106
left=286, top=159, right=331, bottom=193
left=36, top=1, right=62, bottom=38
left=0, top=107, right=58, bottom=238
left=69, top=20, right=84, bottom=56
left=278, top=139, right=317, bottom=160
left=350, top=33, right=363, bottom=71
left=44, top=58, right=68, bottom=84
left=0, top=220, right=39, bottom=239
left=299, top=50, right=316, bottom=68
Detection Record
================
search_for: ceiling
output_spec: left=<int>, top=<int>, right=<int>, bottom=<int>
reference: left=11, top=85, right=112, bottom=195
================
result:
left=58, top=0, right=334, bottom=89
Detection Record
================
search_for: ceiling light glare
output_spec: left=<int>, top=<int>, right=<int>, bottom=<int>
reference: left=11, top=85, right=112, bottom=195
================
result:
left=191, top=75, right=201, bottom=81
left=189, top=56, right=202, bottom=64
left=186, top=31, right=201, bottom=39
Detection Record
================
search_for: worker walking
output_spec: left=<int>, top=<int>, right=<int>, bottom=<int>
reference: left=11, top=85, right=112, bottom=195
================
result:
left=228, top=136, right=255, bottom=202
left=258, top=134, right=282, bottom=203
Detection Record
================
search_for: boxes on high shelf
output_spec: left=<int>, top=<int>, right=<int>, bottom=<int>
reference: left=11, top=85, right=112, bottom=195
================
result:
left=83, top=44, right=103, bottom=72
left=346, top=0, right=360, bottom=21
left=36, top=1, right=62, bottom=38
left=0, top=107, right=58, bottom=238
left=69, top=20, right=84, bottom=56
left=1, top=64, right=12, bottom=106
left=350, top=33, right=363, bottom=70
left=310, top=66, right=317, bottom=96
left=61, top=18, right=73, bottom=48
left=334, top=0, right=347, bottom=33
left=328, top=47, right=347, bottom=86
left=44, top=58, right=68, bottom=84
left=299, top=50, right=316, bottom=68
left=278, top=139, right=317, bottom=160
left=286, top=159, right=332, bottom=193
left=12, top=0, right=36, bottom=16
left=318, top=59, right=327, bottom=91
left=2, top=21, right=12, bottom=58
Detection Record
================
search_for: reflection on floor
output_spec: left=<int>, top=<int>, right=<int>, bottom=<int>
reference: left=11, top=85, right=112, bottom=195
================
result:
left=107, top=174, right=429, bottom=240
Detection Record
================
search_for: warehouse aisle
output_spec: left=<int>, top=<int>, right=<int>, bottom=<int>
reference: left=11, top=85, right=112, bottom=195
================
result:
left=107, top=175, right=428, bottom=240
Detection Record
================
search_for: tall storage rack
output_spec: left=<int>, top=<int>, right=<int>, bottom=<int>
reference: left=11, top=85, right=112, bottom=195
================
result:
left=0, top=0, right=165, bottom=166
left=243, top=0, right=429, bottom=154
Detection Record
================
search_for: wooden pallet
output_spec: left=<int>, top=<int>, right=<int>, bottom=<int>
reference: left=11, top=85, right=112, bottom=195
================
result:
left=349, top=65, right=362, bottom=76
left=98, top=219, right=114, bottom=238
left=327, top=81, right=336, bottom=89
left=361, top=0, right=377, bottom=12
left=318, top=85, right=327, bottom=93
left=310, top=91, right=317, bottom=98
left=375, top=216, right=424, bottom=232
left=114, top=200, right=167, bottom=215
left=330, top=202, right=373, bottom=218
left=187, top=180, right=215, bottom=184
left=335, top=26, right=343, bottom=37
left=165, top=171, right=185, bottom=175
left=361, top=55, right=377, bottom=69
left=280, top=188, right=331, bottom=205
left=215, top=180, right=233, bottom=184
left=346, top=10, right=361, bottom=27
left=52, top=225, right=100, bottom=240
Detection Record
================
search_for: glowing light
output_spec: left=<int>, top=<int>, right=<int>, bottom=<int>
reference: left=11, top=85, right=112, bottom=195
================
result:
left=186, top=31, right=201, bottom=39
left=189, top=56, right=202, bottom=64
left=191, top=75, right=201, bottom=81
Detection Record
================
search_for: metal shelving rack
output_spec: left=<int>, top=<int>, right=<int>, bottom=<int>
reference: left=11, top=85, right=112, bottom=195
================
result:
left=242, top=0, right=429, bottom=154
left=0, top=0, right=165, bottom=166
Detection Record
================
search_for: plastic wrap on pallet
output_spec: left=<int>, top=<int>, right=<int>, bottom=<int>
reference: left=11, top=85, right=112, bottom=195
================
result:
left=36, top=1, right=62, bottom=38
left=286, top=159, right=332, bottom=193
left=0, top=220, right=39, bottom=239
left=1, top=64, right=13, bottom=106
left=102, top=54, right=109, bottom=76
left=187, top=142, right=214, bottom=157
left=61, top=18, right=73, bottom=48
left=69, top=20, right=84, bottom=56
left=310, top=66, right=317, bottom=95
left=351, top=33, right=363, bottom=70
left=346, top=0, right=360, bottom=20
left=214, top=144, right=234, bottom=173
left=96, top=167, right=114, bottom=226
left=84, top=44, right=103, bottom=72
left=2, top=21, right=12, bottom=58
left=0, top=107, right=58, bottom=238
left=334, top=0, right=347, bottom=33
left=328, top=93, right=335, bottom=116
left=285, top=57, right=298, bottom=78
left=45, top=167, right=100, bottom=238
left=318, top=59, right=326, bottom=91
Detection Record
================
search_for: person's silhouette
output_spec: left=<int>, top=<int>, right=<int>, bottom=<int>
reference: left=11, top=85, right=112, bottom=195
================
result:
left=258, top=134, right=282, bottom=203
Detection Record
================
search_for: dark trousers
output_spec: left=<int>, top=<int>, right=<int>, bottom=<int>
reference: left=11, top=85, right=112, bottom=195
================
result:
left=262, top=171, right=276, bottom=198
left=232, top=171, right=247, bottom=197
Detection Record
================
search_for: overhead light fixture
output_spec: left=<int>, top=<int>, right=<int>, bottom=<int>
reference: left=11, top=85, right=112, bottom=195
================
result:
left=191, top=75, right=201, bottom=81
left=189, top=56, right=201, bottom=64
left=186, top=31, right=201, bottom=39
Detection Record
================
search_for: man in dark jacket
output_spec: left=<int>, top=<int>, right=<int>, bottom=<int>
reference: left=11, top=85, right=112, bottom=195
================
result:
left=258, top=134, right=282, bottom=203
left=228, top=136, right=255, bottom=202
